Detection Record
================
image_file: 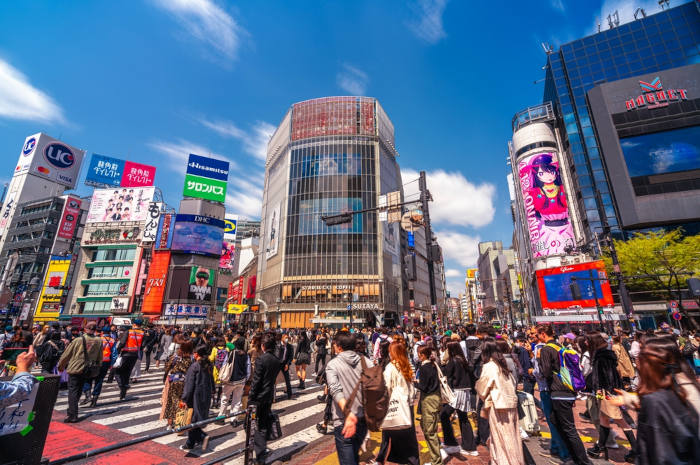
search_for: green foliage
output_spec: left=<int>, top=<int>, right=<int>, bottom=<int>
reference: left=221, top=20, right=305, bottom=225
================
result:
left=603, top=229, right=700, bottom=296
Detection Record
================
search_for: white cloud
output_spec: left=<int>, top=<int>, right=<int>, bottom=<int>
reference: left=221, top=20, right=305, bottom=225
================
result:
left=408, top=0, right=448, bottom=44
left=336, top=64, right=369, bottom=95
left=588, top=0, right=663, bottom=35
left=435, top=230, right=481, bottom=269
left=151, top=0, right=244, bottom=61
left=200, top=119, right=275, bottom=161
left=148, top=138, right=234, bottom=171
left=0, top=58, right=65, bottom=124
left=550, top=0, right=565, bottom=12
left=402, top=168, right=496, bottom=229
left=225, top=177, right=264, bottom=218
left=446, top=276, right=466, bottom=296
left=445, top=268, right=461, bottom=278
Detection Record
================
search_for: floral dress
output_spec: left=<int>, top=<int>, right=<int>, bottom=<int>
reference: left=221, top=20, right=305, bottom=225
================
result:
left=160, top=355, right=193, bottom=421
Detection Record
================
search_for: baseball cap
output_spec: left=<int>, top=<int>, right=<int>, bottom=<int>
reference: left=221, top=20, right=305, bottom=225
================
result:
left=564, top=332, right=576, bottom=340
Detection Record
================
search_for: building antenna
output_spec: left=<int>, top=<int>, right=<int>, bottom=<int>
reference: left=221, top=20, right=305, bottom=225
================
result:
left=658, top=0, right=670, bottom=10
left=540, top=42, right=553, bottom=55
left=634, top=7, right=647, bottom=19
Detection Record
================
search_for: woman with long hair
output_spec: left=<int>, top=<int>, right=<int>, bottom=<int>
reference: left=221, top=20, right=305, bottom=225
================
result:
left=611, top=336, right=700, bottom=465
left=371, top=337, right=420, bottom=465
left=440, top=341, right=477, bottom=458
left=181, top=344, right=215, bottom=450
left=475, top=340, right=523, bottom=465
left=160, top=338, right=193, bottom=430
left=294, top=331, right=311, bottom=390
left=415, top=344, right=443, bottom=465
left=586, top=332, right=637, bottom=461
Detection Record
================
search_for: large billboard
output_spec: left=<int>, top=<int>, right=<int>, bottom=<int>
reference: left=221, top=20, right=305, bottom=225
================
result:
left=517, top=152, right=575, bottom=258
left=188, top=266, right=214, bottom=302
left=15, top=133, right=85, bottom=188
left=86, top=187, right=155, bottom=223
left=85, top=154, right=125, bottom=186
left=224, top=214, right=238, bottom=241
left=121, top=161, right=156, bottom=187
left=33, top=256, right=71, bottom=321
left=142, top=202, right=162, bottom=243
left=220, top=241, right=236, bottom=270
left=141, top=251, right=170, bottom=315
left=183, top=154, right=229, bottom=203
left=536, top=260, right=614, bottom=309
left=291, top=97, right=376, bottom=141
left=57, top=196, right=82, bottom=239
left=266, top=202, right=280, bottom=259
left=171, top=214, right=225, bottom=256
left=156, top=213, right=174, bottom=249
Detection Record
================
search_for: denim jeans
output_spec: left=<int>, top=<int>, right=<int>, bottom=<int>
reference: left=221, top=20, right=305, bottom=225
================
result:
left=540, top=391, right=569, bottom=459
left=333, top=418, right=368, bottom=465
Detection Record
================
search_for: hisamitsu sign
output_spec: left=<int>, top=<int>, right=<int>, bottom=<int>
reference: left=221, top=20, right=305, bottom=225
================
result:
left=183, top=154, right=229, bottom=203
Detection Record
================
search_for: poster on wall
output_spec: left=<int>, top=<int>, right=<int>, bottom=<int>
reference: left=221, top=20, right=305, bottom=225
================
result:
left=383, top=222, right=400, bottom=256
left=265, top=203, right=280, bottom=259
left=517, top=152, right=575, bottom=258
left=86, top=187, right=155, bottom=223
left=188, top=266, right=214, bottom=302
left=57, top=197, right=82, bottom=239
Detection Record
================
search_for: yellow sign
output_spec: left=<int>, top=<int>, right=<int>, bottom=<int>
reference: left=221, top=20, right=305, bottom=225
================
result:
left=467, top=268, right=478, bottom=279
left=34, top=257, right=71, bottom=322
left=227, top=304, right=248, bottom=314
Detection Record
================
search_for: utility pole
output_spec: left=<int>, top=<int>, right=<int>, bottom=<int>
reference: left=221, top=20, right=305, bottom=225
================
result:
left=419, top=171, right=437, bottom=322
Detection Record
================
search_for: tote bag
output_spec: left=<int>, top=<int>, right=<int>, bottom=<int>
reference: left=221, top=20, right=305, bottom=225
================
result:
left=434, top=362, right=456, bottom=405
left=381, top=383, right=413, bottom=430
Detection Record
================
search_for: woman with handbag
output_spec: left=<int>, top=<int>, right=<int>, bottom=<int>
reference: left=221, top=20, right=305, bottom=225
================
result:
left=475, top=340, right=523, bottom=465
left=586, top=333, right=637, bottom=462
left=160, top=339, right=193, bottom=431
left=440, top=341, right=477, bottom=458
left=370, top=337, right=419, bottom=465
left=180, top=345, right=215, bottom=451
left=294, top=332, right=311, bottom=390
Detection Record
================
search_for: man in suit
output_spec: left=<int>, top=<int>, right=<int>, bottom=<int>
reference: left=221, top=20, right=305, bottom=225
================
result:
left=249, top=332, right=282, bottom=465
left=276, top=332, right=294, bottom=400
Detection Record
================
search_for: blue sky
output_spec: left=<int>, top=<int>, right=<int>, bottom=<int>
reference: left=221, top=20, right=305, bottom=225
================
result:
left=0, top=0, right=679, bottom=295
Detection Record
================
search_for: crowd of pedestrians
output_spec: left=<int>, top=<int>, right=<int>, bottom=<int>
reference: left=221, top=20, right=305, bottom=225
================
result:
left=1, top=320, right=699, bottom=465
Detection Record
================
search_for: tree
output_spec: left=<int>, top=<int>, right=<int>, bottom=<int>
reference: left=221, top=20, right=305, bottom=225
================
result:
left=603, top=229, right=700, bottom=328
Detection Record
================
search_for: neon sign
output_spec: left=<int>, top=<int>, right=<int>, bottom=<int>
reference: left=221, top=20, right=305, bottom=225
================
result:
left=625, top=76, right=688, bottom=111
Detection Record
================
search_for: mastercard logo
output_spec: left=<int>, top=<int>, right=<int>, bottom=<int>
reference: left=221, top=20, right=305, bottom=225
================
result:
left=37, top=166, right=51, bottom=174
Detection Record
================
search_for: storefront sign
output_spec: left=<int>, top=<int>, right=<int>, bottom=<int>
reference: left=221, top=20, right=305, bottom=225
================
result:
left=86, top=226, right=140, bottom=244
left=164, top=304, right=209, bottom=317
left=625, top=76, right=688, bottom=111
left=111, top=297, right=130, bottom=314
left=57, top=196, right=81, bottom=239
left=156, top=213, right=174, bottom=249
left=350, top=302, right=381, bottom=311
left=142, top=251, right=170, bottom=315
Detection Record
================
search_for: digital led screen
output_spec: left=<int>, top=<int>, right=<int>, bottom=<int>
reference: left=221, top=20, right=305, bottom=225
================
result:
left=171, top=214, right=225, bottom=256
left=298, top=197, right=362, bottom=235
left=300, top=153, right=363, bottom=177
left=536, top=260, right=614, bottom=309
left=620, top=126, right=700, bottom=177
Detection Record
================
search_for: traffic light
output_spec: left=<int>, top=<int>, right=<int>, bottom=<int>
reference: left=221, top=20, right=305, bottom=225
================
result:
left=569, top=281, right=582, bottom=300
left=688, top=278, right=700, bottom=298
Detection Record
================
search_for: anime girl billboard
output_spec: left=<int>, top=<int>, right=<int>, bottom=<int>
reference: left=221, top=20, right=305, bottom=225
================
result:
left=518, top=152, right=575, bottom=258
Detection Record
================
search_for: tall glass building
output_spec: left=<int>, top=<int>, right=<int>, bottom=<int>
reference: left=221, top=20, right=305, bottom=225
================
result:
left=258, top=97, right=404, bottom=328
left=542, top=1, right=700, bottom=239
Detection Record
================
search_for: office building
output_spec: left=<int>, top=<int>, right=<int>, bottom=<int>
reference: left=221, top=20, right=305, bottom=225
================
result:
left=257, top=96, right=404, bottom=328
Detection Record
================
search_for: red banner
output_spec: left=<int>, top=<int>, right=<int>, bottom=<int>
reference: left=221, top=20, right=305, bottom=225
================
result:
left=58, top=196, right=81, bottom=239
left=121, top=161, right=156, bottom=187
left=142, top=251, right=171, bottom=314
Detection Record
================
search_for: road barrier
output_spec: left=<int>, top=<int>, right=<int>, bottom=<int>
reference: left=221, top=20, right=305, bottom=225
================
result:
left=47, top=406, right=255, bottom=465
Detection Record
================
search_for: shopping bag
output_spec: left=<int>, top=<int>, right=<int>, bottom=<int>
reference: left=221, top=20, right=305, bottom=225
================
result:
left=113, top=355, right=123, bottom=369
left=434, top=362, right=456, bottom=405
left=381, top=385, right=412, bottom=430
left=175, top=406, right=194, bottom=428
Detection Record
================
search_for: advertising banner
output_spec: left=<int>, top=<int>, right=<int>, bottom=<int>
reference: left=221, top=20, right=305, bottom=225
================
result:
left=220, top=241, right=235, bottom=270
left=57, top=196, right=82, bottom=239
left=156, top=213, right=174, bottom=249
left=85, top=154, right=125, bottom=186
left=171, top=214, right=225, bottom=256
left=467, top=268, right=478, bottom=279
left=121, top=161, right=156, bottom=187
left=183, top=173, right=227, bottom=202
left=227, top=304, right=247, bottom=314
left=142, top=202, right=162, bottom=243
left=33, top=256, right=71, bottom=321
left=14, top=133, right=85, bottom=189
left=111, top=297, right=130, bottom=314
left=266, top=203, right=280, bottom=259
left=224, top=214, right=238, bottom=241
left=517, top=152, right=575, bottom=258
left=186, top=154, right=230, bottom=180
left=142, top=250, right=170, bottom=314
left=164, top=304, right=208, bottom=318
left=86, top=187, right=155, bottom=223
left=188, top=266, right=214, bottom=302
left=0, top=191, right=18, bottom=236
left=535, top=260, right=614, bottom=309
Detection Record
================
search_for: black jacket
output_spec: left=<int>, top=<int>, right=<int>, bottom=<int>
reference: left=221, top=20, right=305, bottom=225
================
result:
left=182, top=360, right=215, bottom=423
left=463, top=338, right=482, bottom=377
left=276, top=342, right=293, bottom=367
left=249, top=350, right=282, bottom=405
left=588, top=348, right=622, bottom=392
left=637, top=389, right=700, bottom=465
left=538, top=340, right=573, bottom=398
left=442, top=358, right=472, bottom=390
left=514, top=346, right=534, bottom=381
left=415, top=361, right=440, bottom=396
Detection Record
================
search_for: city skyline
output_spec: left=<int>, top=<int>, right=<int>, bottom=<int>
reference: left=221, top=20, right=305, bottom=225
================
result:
left=0, top=0, right=689, bottom=296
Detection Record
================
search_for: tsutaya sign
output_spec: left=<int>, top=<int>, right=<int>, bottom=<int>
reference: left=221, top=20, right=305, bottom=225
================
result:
left=625, top=76, right=688, bottom=111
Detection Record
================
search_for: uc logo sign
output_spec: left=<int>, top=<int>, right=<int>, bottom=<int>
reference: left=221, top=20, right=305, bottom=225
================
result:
left=23, top=137, right=37, bottom=156
left=44, top=143, right=74, bottom=169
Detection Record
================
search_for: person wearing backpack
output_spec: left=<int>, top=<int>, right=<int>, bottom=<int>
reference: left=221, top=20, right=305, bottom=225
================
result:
left=217, top=336, right=250, bottom=424
left=39, top=330, right=64, bottom=374
left=209, top=337, right=230, bottom=408
left=536, top=324, right=593, bottom=465
left=325, top=331, right=373, bottom=465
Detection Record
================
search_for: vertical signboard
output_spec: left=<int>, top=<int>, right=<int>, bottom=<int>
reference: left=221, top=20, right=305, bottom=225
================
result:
left=517, top=152, right=575, bottom=258
left=121, top=161, right=156, bottom=187
left=265, top=202, right=280, bottom=259
left=183, top=154, right=229, bottom=203
left=14, top=133, right=85, bottom=189
left=33, top=256, right=71, bottom=321
left=142, top=251, right=170, bottom=314
left=142, top=202, right=162, bottom=243
left=85, top=154, right=125, bottom=186
left=156, top=213, right=174, bottom=249
left=220, top=214, right=238, bottom=270
left=57, top=196, right=82, bottom=239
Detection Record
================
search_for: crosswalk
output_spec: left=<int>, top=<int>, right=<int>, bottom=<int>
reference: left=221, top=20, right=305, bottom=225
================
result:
left=50, top=361, right=328, bottom=463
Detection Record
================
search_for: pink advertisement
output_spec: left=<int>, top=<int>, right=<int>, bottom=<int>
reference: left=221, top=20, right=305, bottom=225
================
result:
left=219, top=241, right=235, bottom=270
left=121, top=161, right=156, bottom=187
left=518, top=152, right=574, bottom=258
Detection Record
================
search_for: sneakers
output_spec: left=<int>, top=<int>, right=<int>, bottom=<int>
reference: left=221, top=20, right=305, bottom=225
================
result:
left=442, top=445, right=460, bottom=454
left=440, top=448, right=449, bottom=461
left=460, top=449, right=479, bottom=456
left=316, top=422, right=327, bottom=434
left=520, top=427, right=530, bottom=439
